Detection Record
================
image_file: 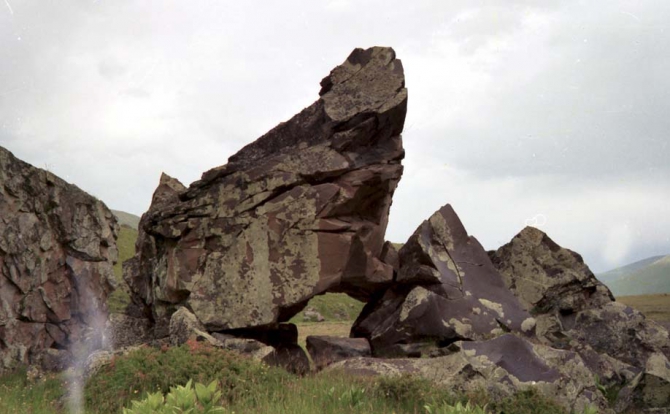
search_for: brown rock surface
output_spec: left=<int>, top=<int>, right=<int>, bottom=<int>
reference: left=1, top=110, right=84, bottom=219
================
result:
left=124, top=47, right=407, bottom=332
left=0, top=146, right=118, bottom=371
left=306, top=335, right=371, bottom=370
left=262, top=343, right=310, bottom=375
left=351, top=204, right=534, bottom=356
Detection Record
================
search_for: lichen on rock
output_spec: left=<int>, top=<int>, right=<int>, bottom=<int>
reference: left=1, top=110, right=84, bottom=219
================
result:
left=0, top=146, right=118, bottom=372
left=124, top=47, right=407, bottom=333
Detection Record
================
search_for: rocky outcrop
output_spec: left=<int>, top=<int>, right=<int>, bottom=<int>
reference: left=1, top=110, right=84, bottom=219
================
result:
left=489, top=226, right=614, bottom=315
left=351, top=204, right=534, bottom=356
left=328, top=334, right=612, bottom=413
left=0, top=146, right=118, bottom=372
left=306, top=336, right=371, bottom=370
left=124, top=47, right=407, bottom=334
left=490, top=227, right=670, bottom=411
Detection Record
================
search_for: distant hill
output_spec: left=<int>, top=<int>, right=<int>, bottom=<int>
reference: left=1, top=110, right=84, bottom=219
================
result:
left=597, top=255, right=670, bottom=297
left=111, top=209, right=141, bottom=229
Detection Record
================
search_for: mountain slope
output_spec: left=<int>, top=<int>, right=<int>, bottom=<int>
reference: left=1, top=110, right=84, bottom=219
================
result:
left=599, top=255, right=670, bottom=297
left=111, top=209, right=141, bottom=229
left=598, top=255, right=666, bottom=284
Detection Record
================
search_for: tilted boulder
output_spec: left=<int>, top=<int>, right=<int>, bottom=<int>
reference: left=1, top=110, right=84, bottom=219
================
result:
left=124, top=47, right=407, bottom=333
left=306, top=335, right=371, bottom=370
left=490, top=226, right=670, bottom=411
left=0, top=146, right=118, bottom=371
left=351, top=204, right=534, bottom=356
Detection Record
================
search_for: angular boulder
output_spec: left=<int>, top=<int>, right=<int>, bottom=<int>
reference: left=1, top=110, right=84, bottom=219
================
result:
left=327, top=334, right=612, bottom=413
left=306, top=335, right=371, bottom=370
left=124, top=47, right=407, bottom=332
left=488, top=226, right=614, bottom=315
left=491, top=227, right=670, bottom=411
left=0, top=146, right=118, bottom=371
left=351, top=204, right=534, bottom=355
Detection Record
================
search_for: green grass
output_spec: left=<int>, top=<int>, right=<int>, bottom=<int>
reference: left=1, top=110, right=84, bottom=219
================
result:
left=0, top=369, right=65, bottom=414
left=290, top=293, right=365, bottom=324
left=0, top=343, right=589, bottom=414
left=617, top=293, right=670, bottom=322
left=107, top=225, right=138, bottom=313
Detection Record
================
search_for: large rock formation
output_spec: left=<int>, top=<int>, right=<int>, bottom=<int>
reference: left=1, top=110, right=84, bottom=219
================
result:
left=490, top=227, right=670, bottom=411
left=124, top=47, right=407, bottom=333
left=351, top=204, right=534, bottom=356
left=0, top=146, right=118, bottom=371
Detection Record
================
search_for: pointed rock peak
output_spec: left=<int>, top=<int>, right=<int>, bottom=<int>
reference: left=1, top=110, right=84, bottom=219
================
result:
left=490, top=227, right=614, bottom=315
left=159, top=172, right=185, bottom=188
left=151, top=173, right=186, bottom=206
left=319, top=47, right=406, bottom=124
left=514, top=226, right=563, bottom=252
left=353, top=203, right=533, bottom=355
left=224, top=46, right=407, bottom=172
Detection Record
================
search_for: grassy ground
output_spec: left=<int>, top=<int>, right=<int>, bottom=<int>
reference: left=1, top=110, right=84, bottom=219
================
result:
left=0, top=369, right=64, bottom=414
left=617, top=293, right=670, bottom=322
left=0, top=343, right=581, bottom=414
left=297, top=322, right=352, bottom=348
left=107, top=225, right=138, bottom=313
left=290, top=293, right=365, bottom=323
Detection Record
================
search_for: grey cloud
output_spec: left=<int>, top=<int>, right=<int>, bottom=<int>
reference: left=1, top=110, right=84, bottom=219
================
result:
left=98, top=58, right=127, bottom=80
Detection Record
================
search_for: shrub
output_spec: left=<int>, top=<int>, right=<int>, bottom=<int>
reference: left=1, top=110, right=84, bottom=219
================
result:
left=122, top=380, right=226, bottom=414
left=489, top=389, right=566, bottom=414
left=424, top=401, right=487, bottom=414
left=85, top=341, right=290, bottom=413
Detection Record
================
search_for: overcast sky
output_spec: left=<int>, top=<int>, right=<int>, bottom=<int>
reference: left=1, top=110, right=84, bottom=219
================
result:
left=2, top=1, right=669, bottom=273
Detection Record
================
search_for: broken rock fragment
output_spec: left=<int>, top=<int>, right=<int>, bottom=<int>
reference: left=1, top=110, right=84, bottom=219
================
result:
left=351, top=204, right=534, bottom=356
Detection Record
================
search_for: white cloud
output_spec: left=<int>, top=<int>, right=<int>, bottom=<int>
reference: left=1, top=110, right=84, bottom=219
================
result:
left=1, top=0, right=669, bottom=273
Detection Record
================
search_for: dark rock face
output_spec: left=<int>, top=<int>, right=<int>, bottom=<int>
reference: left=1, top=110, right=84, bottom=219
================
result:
left=0, top=146, right=118, bottom=371
left=262, top=343, right=311, bottom=376
left=490, top=227, right=670, bottom=411
left=488, top=226, right=614, bottom=315
left=124, top=47, right=407, bottom=332
left=306, top=335, right=371, bottom=370
left=351, top=204, right=534, bottom=355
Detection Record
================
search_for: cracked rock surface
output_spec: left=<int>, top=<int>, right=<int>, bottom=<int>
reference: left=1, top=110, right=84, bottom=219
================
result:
left=124, top=47, right=407, bottom=332
left=351, top=204, right=534, bottom=356
left=0, top=146, right=118, bottom=372
left=491, top=227, right=670, bottom=411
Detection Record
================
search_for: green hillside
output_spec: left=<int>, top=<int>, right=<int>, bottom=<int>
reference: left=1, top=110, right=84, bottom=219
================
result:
left=108, top=224, right=138, bottom=313
left=597, top=255, right=665, bottom=285
left=599, top=255, right=670, bottom=297
left=111, top=209, right=141, bottom=229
